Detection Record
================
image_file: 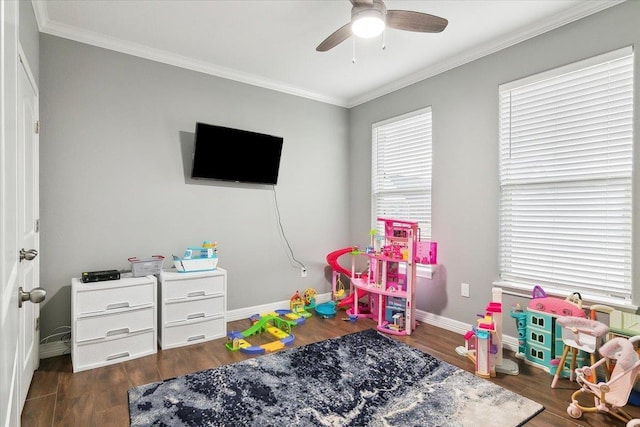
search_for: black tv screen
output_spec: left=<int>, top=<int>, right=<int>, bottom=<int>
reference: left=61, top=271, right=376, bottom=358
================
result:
left=191, top=122, right=284, bottom=185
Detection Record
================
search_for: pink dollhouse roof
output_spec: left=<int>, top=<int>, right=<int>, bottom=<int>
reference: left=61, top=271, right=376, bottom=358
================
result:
left=486, top=302, right=502, bottom=313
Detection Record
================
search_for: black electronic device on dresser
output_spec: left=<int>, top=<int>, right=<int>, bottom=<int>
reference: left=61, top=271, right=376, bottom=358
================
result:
left=81, top=269, right=120, bottom=283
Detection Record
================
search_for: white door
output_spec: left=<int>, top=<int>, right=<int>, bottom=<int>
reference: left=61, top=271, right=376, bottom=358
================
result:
left=2, top=4, right=43, bottom=426
left=17, top=49, right=41, bottom=408
left=1, top=2, right=22, bottom=427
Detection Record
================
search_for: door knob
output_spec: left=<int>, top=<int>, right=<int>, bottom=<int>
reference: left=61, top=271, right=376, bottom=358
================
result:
left=19, top=248, right=38, bottom=261
left=18, top=287, right=46, bottom=308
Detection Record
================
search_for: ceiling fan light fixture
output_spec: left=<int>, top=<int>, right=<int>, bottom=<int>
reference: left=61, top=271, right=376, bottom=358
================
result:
left=316, top=0, right=447, bottom=53
left=352, top=9, right=385, bottom=38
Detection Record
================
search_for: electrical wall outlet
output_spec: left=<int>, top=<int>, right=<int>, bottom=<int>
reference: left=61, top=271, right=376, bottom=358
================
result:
left=301, top=267, right=307, bottom=278
left=461, top=282, right=470, bottom=298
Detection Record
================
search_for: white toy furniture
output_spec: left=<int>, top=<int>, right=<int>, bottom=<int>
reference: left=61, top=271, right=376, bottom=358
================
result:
left=551, top=316, right=609, bottom=388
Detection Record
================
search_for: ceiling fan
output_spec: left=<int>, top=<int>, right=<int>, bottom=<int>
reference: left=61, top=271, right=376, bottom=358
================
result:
left=316, top=0, right=448, bottom=52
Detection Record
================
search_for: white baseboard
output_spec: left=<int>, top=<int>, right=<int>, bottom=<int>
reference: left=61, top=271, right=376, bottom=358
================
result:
left=414, top=309, right=519, bottom=353
left=40, top=293, right=519, bottom=359
left=225, top=292, right=334, bottom=322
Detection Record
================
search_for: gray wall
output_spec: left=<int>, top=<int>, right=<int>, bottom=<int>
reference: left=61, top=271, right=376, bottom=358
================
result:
left=36, top=1, right=639, bottom=341
left=38, top=35, right=350, bottom=338
left=349, top=0, right=640, bottom=338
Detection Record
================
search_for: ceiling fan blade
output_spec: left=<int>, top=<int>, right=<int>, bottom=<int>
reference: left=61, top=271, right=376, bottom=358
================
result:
left=316, top=22, right=353, bottom=52
left=386, top=10, right=448, bottom=33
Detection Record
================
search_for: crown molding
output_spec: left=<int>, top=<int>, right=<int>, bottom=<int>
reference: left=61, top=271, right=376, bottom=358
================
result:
left=345, top=0, right=625, bottom=107
left=31, top=0, right=624, bottom=109
left=33, top=4, right=349, bottom=108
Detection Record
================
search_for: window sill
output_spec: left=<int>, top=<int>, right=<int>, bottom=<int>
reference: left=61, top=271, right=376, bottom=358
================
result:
left=398, top=263, right=435, bottom=279
left=493, top=280, right=638, bottom=312
left=417, top=264, right=435, bottom=279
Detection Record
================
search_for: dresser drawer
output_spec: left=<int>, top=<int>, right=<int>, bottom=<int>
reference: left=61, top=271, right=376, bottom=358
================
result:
left=164, top=295, right=224, bottom=323
left=163, top=273, right=224, bottom=300
left=75, top=280, right=155, bottom=316
left=75, top=306, right=155, bottom=343
left=160, top=315, right=225, bottom=349
left=73, top=329, right=156, bottom=372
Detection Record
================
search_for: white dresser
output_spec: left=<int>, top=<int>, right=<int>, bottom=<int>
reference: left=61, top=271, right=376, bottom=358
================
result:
left=157, top=268, right=227, bottom=349
left=71, top=275, right=157, bottom=372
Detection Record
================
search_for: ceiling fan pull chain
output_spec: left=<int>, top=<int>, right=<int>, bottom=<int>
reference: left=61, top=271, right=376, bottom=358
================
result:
left=352, top=37, right=357, bottom=63
left=316, top=1, right=448, bottom=53
left=382, top=30, right=386, bottom=50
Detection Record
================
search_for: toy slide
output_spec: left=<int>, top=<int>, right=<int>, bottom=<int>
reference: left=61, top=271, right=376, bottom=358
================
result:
left=337, top=290, right=357, bottom=309
left=225, top=315, right=294, bottom=355
left=336, top=288, right=372, bottom=311
left=327, top=247, right=370, bottom=310
left=326, top=247, right=355, bottom=277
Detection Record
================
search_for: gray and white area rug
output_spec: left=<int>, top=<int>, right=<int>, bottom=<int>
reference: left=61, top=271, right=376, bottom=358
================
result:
left=128, top=329, right=543, bottom=426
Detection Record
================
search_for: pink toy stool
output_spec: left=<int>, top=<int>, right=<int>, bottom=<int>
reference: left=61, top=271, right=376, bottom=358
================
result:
left=551, top=316, right=609, bottom=388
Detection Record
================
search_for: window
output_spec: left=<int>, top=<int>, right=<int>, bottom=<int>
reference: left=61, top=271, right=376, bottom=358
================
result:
left=498, top=46, right=634, bottom=306
left=372, top=107, right=432, bottom=242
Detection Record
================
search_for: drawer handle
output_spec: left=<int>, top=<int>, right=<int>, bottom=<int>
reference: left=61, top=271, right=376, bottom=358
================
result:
left=187, top=334, right=205, bottom=342
left=106, top=351, right=130, bottom=361
left=187, top=313, right=205, bottom=320
left=106, top=302, right=130, bottom=310
left=187, top=291, right=205, bottom=298
left=106, top=327, right=130, bottom=337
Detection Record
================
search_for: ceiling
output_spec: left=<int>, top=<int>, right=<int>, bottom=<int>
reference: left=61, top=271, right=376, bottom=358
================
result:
left=32, top=0, right=622, bottom=108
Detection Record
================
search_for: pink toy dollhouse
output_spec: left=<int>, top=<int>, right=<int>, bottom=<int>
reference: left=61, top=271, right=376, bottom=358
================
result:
left=347, top=218, right=435, bottom=336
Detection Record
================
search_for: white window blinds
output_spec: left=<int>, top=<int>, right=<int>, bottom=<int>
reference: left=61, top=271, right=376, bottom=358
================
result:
left=372, top=107, right=432, bottom=240
left=498, top=46, right=634, bottom=304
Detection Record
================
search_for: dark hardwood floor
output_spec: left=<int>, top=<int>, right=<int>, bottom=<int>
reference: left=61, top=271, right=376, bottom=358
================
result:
left=22, top=315, right=640, bottom=426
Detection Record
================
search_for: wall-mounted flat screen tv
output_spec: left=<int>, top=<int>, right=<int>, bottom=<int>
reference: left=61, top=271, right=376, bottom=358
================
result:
left=191, top=122, right=284, bottom=185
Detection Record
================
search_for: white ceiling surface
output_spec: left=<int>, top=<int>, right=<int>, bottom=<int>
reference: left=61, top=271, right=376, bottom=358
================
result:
left=33, top=0, right=623, bottom=108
